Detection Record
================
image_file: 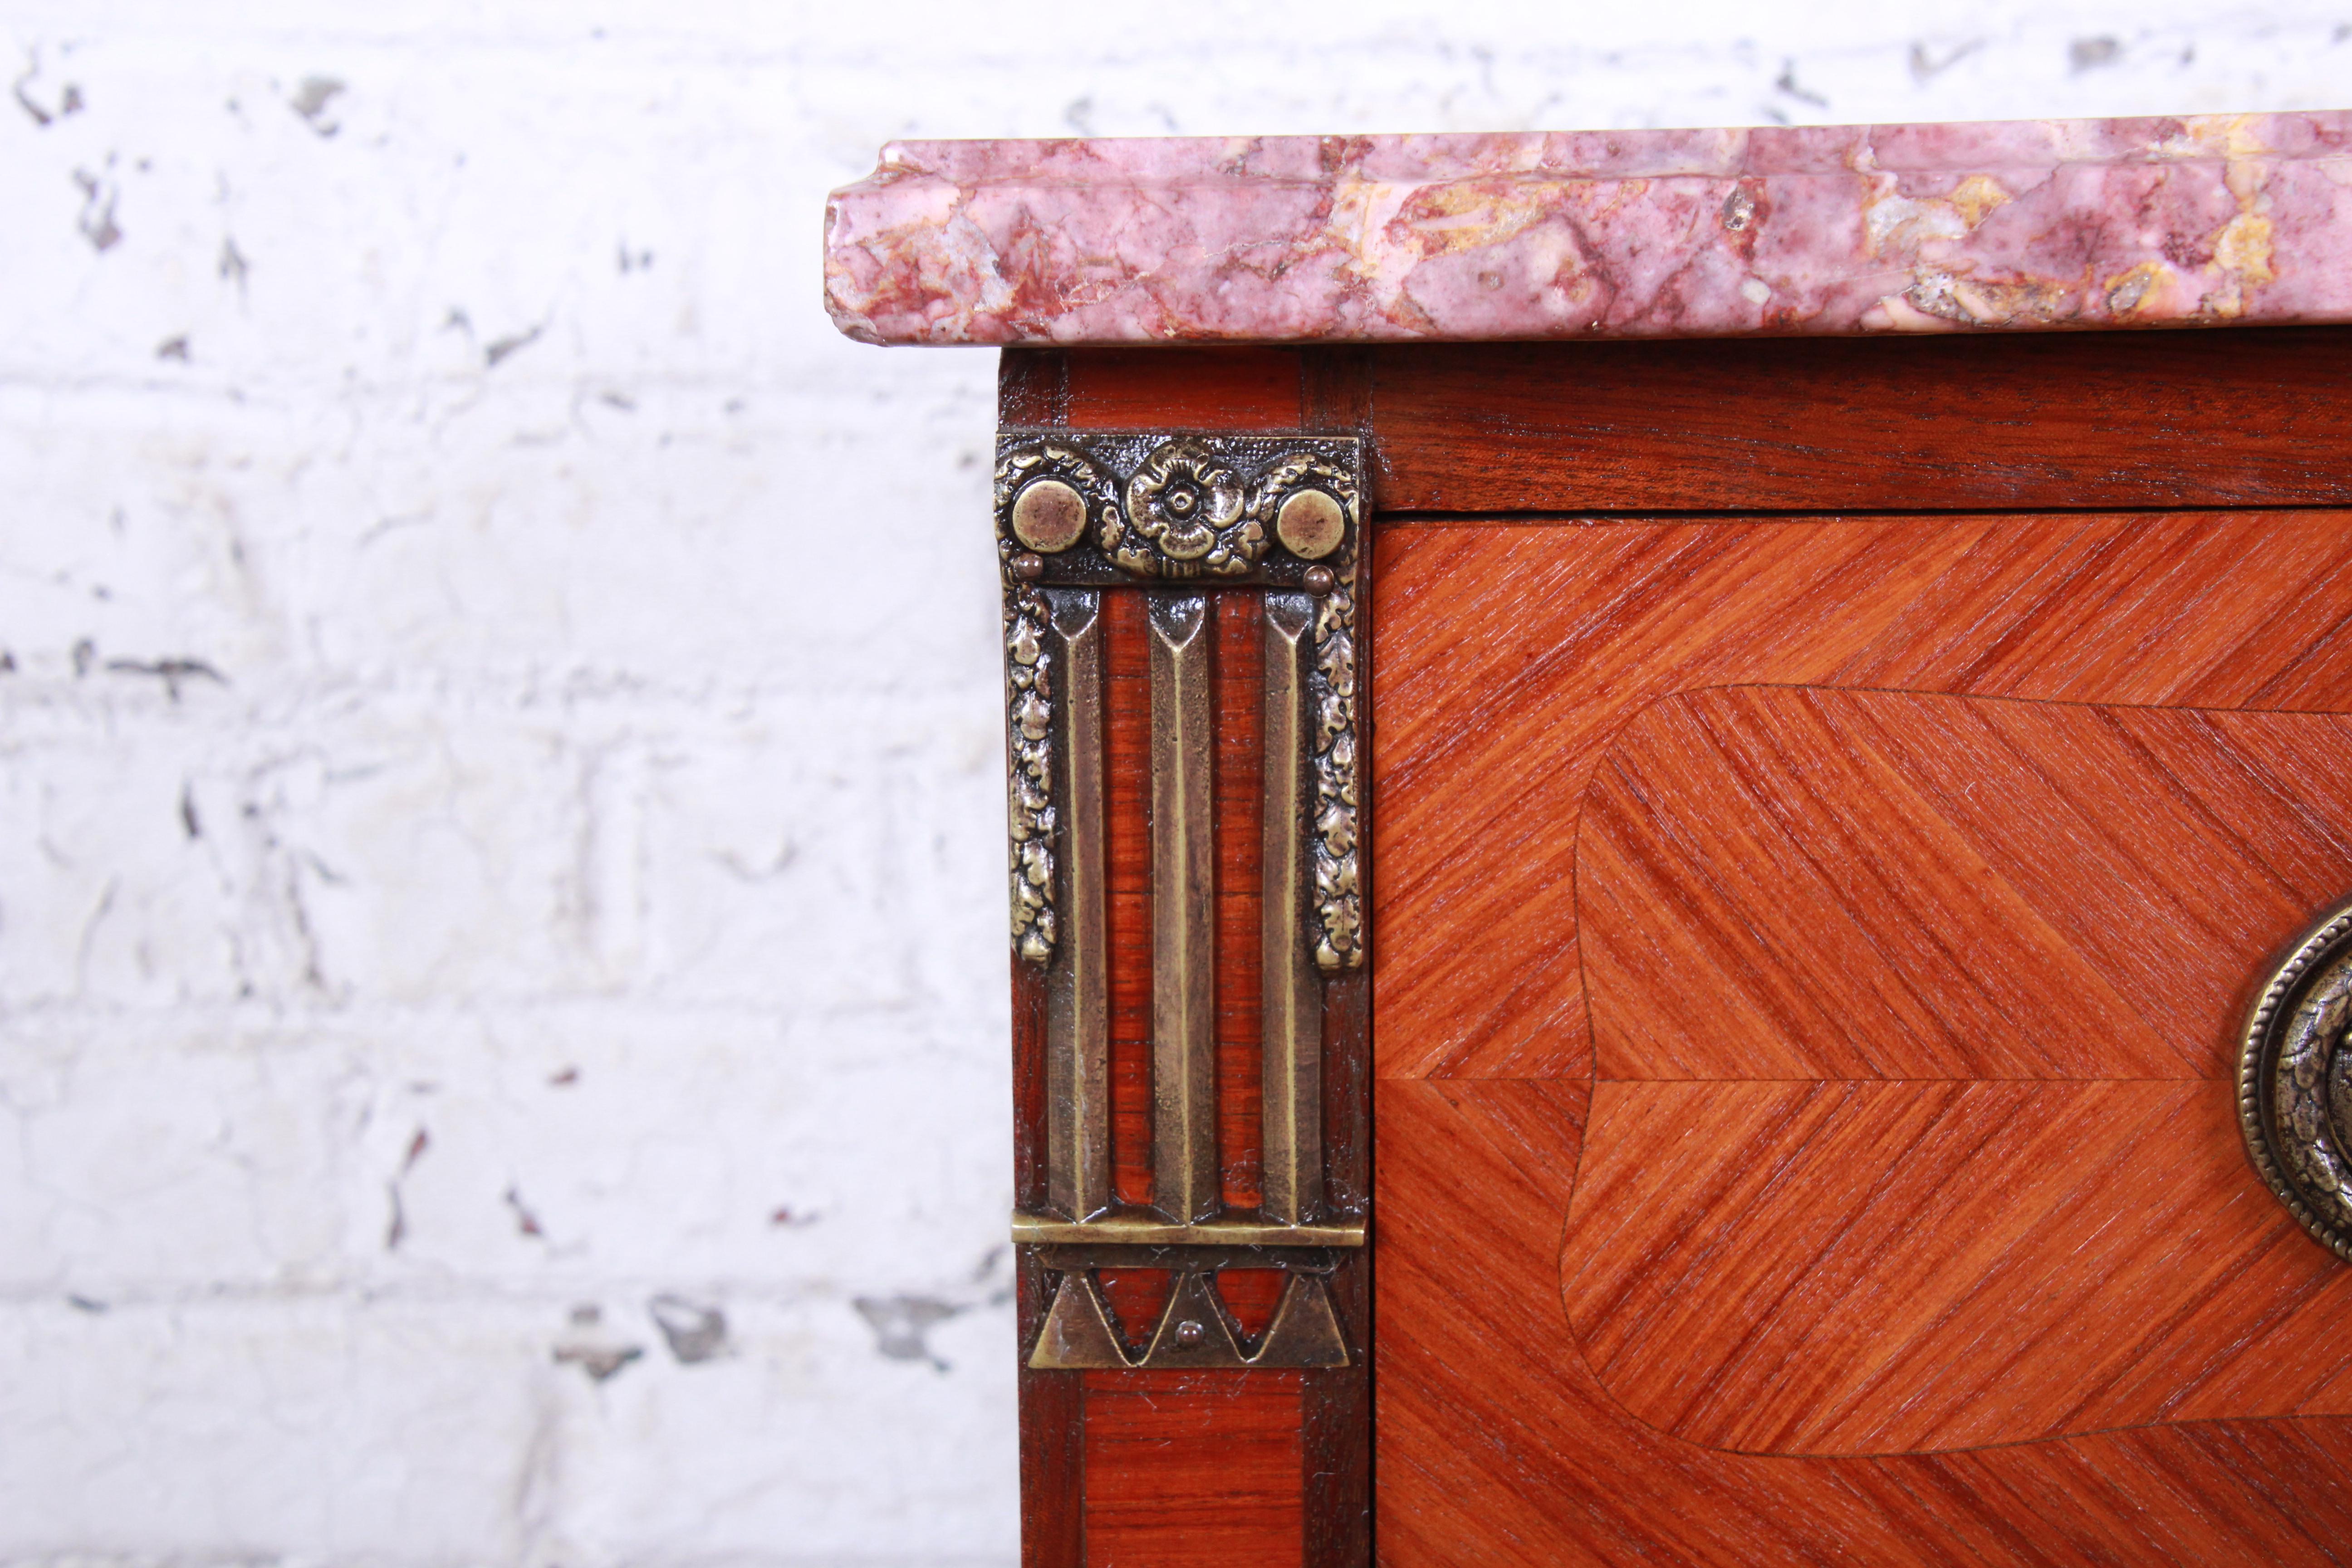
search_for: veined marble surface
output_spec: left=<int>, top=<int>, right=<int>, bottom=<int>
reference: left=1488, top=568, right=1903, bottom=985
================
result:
left=825, top=113, right=2352, bottom=345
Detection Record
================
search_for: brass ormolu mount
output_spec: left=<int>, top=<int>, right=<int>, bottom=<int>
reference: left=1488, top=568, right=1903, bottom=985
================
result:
left=2241, top=896, right=2352, bottom=1263
left=1028, top=1246, right=1350, bottom=1372
left=996, top=433, right=1367, bottom=1371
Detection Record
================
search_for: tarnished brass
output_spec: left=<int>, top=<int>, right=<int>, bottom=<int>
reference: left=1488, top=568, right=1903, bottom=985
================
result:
left=1044, top=591, right=1110, bottom=1221
left=1260, top=1279, right=1354, bottom=1363
left=1141, top=1270, right=1250, bottom=1367
left=1149, top=593, right=1217, bottom=1224
left=1011, top=477, right=1088, bottom=553
left=1261, top=594, right=1322, bottom=1224
left=1003, top=582, right=1057, bottom=964
left=1310, top=574, right=1362, bottom=972
left=1011, top=1207, right=1366, bottom=1247
left=1032, top=1241, right=1343, bottom=1272
left=1028, top=1268, right=1129, bottom=1368
left=1122, top=441, right=1259, bottom=572
left=994, top=431, right=1362, bottom=967
left=1274, top=488, right=1347, bottom=560
left=1026, top=1262, right=1352, bottom=1370
left=995, top=433, right=1367, bottom=1275
left=2240, top=895, right=2352, bottom=1262
left=995, top=432, right=1358, bottom=588
left=1252, top=1272, right=1352, bottom=1367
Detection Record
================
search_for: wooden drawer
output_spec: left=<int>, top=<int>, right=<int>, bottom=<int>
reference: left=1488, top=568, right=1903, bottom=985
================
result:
left=1376, top=508, right=2352, bottom=1560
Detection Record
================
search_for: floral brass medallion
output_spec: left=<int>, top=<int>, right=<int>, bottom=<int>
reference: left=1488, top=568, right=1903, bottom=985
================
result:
left=2240, top=897, right=2352, bottom=1261
left=1117, top=438, right=1257, bottom=571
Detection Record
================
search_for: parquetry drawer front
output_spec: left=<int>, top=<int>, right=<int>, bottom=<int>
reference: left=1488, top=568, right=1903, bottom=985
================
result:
left=1376, top=513, right=2352, bottom=1560
left=1569, top=693, right=2352, bottom=1453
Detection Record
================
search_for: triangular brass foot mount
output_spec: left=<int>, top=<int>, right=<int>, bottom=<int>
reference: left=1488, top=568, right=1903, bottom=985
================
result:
left=1026, top=1244, right=1352, bottom=1371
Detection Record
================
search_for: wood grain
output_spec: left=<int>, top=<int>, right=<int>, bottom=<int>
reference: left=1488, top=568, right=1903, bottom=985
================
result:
left=1218, top=1268, right=1287, bottom=1340
left=1378, top=1076, right=2352, bottom=1565
left=1019, top=1251, right=1084, bottom=1568
left=1067, top=348, right=1305, bottom=433
left=1011, top=955, right=1051, bottom=1212
left=1301, top=346, right=1374, bottom=440
left=1103, top=588, right=1156, bottom=1208
left=1579, top=688, right=2352, bottom=1082
left=1369, top=329, right=2352, bottom=514
left=1006, top=336, right=2352, bottom=1562
left=1375, top=511, right=2352, bottom=1558
left=1214, top=591, right=1266, bottom=1211
left=1000, top=347, right=1069, bottom=430
left=1373, top=513, right=2352, bottom=1080
left=1551, top=686, right=2352, bottom=1455
left=1083, top=1370, right=1305, bottom=1566
left=1094, top=1265, right=1176, bottom=1357
left=1564, top=1080, right=2352, bottom=1454
left=1301, top=1246, right=1370, bottom=1568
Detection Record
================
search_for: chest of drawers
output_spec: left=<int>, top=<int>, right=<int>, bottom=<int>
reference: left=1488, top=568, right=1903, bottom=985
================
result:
left=828, top=112, right=2352, bottom=1564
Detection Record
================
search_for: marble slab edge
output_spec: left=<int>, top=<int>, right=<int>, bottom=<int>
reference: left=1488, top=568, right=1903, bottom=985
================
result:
left=823, top=112, right=2352, bottom=347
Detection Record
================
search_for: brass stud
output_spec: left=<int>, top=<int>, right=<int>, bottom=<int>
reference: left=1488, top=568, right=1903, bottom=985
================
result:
left=1010, top=551, right=1046, bottom=582
left=1174, top=1319, right=1205, bottom=1348
left=1303, top=565, right=1336, bottom=596
left=1011, top=478, right=1088, bottom=553
left=1275, top=489, right=1346, bottom=560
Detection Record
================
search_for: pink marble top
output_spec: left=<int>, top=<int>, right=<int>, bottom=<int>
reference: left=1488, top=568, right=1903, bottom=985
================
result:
left=823, top=113, right=2352, bottom=346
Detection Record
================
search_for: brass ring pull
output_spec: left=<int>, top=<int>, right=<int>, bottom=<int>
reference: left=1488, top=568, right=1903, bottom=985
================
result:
left=2241, top=898, right=2352, bottom=1261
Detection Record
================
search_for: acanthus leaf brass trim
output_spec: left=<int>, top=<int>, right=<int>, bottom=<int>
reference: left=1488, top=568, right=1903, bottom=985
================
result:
left=995, top=443, right=1121, bottom=965
left=1003, top=576, right=1056, bottom=964
left=993, top=431, right=1362, bottom=967
left=1114, top=439, right=1262, bottom=576
left=1311, top=563, right=1363, bottom=972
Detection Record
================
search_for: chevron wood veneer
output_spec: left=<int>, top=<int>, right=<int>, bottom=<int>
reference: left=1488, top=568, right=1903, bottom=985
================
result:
left=1374, top=514, right=2352, bottom=1081
left=1373, top=513, right=2352, bottom=1561
left=1551, top=690, right=2352, bottom=1455
left=1381, top=1077, right=2352, bottom=1566
left=1582, top=691, right=2352, bottom=1083
left=1565, top=1078, right=2352, bottom=1453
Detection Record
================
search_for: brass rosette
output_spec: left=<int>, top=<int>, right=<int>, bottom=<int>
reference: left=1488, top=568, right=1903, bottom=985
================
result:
left=1110, top=438, right=1263, bottom=577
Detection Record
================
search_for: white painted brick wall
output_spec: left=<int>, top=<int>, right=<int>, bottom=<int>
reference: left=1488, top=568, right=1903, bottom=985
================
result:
left=0, top=1, right=2339, bottom=1561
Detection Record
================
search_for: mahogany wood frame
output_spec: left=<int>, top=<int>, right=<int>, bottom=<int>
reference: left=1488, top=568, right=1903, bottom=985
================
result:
left=1000, top=326, right=2352, bottom=1566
